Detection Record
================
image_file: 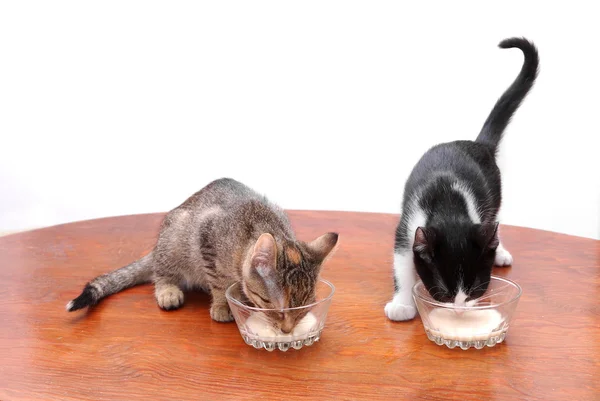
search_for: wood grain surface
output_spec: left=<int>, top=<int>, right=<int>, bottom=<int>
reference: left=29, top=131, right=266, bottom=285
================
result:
left=0, top=211, right=598, bottom=401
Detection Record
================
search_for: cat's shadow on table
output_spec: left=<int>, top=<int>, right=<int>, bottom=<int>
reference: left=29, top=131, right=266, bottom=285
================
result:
left=182, top=289, right=212, bottom=309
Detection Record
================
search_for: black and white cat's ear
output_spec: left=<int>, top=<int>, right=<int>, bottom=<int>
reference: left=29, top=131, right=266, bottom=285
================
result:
left=413, top=227, right=436, bottom=261
left=473, top=222, right=500, bottom=250
left=307, top=232, right=339, bottom=263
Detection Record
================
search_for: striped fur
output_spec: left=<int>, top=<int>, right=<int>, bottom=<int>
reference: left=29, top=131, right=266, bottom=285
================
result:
left=67, top=178, right=338, bottom=330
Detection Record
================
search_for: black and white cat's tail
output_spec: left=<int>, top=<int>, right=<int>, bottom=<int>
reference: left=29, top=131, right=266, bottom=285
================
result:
left=66, top=254, right=154, bottom=312
left=476, top=37, right=539, bottom=153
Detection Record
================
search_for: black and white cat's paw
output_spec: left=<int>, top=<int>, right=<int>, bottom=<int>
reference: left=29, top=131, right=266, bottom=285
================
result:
left=494, top=243, right=513, bottom=267
left=384, top=300, right=417, bottom=321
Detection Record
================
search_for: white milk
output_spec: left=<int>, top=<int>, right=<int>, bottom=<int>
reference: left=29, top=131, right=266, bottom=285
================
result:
left=427, top=308, right=503, bottom=341
left=246, top=312, right=318, bottom=341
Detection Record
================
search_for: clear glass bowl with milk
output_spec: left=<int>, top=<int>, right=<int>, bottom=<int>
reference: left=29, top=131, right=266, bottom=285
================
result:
left=226, top=279, right=334, bottom=352
left=413, top=275, right=522, bottom=350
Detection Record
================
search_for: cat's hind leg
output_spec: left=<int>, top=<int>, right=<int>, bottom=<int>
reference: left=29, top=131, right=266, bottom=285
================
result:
left=384, top=252, right=418, bottom=321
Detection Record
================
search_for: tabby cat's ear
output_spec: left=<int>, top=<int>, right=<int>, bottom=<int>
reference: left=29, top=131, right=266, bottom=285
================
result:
left=250, top=233, right=278, bottom=274
left=244, top=233, right=284, bottom=308
left=307, top=232, right=339, bottom=263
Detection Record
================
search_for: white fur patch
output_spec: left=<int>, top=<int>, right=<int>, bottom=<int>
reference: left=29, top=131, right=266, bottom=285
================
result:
left=451, top=182, right=481, bottom=224
left=454, top=288, right=468, bottom=306
left=385, top=252, right=418, bottom=321
left=65, top=300, right=74, bottom=311
left=448, top=287, right=478, bottom=308
left=392, top=253, right=418, bottom=303
left=407, top=206, right=427, bottom=246
left=494, top=242, right=513, bottom=266
left=384, top=203, right=427, bottom=322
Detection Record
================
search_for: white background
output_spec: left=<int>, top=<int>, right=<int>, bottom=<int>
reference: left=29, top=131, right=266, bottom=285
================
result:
left=1, top=1, right=598, bottom=239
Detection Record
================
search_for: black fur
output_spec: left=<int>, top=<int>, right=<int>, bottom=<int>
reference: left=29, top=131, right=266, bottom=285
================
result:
left=66, top=284, right=99, bottom=311
left=394, top=37, right=539, bottom=302
left=477, top=37, right=539, bottom=153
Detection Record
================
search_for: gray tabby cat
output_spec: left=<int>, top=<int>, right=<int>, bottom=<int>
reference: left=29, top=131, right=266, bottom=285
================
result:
left=66, top=178, right=339, bottom=333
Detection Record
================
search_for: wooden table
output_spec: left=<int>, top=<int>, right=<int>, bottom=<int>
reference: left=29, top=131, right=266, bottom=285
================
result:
left=1, top=211, right=598, bottom=401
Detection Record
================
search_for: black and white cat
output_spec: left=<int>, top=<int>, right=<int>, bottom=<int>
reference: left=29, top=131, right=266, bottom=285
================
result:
left=385, top=37, right=539, bottom=321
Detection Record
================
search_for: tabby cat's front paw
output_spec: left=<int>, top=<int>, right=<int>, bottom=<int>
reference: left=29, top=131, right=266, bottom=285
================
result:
left=156, top=285, right=184, bottom=311
left=210, top=304, right=234, bottom=322
left=385, top=301, right=417, bottom=321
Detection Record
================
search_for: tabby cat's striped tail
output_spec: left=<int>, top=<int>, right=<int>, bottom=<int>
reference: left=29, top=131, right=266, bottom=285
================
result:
left=66, top=254, right=153, bottom=311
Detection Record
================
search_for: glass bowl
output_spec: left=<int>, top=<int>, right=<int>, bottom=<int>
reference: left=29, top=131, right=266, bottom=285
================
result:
left=412, top=275, right=522, bottom=350
left=225, top=278, right=335, bottom=352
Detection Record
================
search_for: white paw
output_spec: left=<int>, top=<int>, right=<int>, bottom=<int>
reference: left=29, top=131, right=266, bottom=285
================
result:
left=385, top=301, right=417, bottom=321
left=495, top=246, right=513, bottom=267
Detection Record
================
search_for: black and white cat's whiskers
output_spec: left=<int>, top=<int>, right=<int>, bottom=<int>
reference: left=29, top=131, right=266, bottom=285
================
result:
left=385, top=37, right=539, bottom=321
